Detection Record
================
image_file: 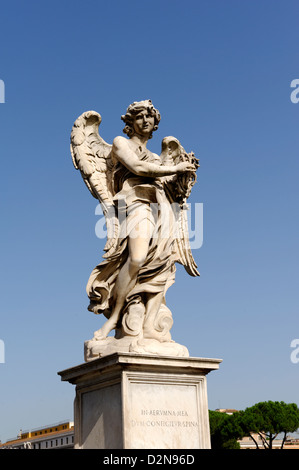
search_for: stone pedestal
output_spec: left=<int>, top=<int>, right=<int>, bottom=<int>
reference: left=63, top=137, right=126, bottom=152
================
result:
left=58, top=353, right=221, bottom=449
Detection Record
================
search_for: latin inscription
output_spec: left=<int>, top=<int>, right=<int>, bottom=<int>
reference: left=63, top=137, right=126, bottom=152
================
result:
left=131, top=408, right=198, bottom=428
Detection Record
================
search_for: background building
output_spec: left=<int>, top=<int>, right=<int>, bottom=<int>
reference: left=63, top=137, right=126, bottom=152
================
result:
left=0, top=421, right=74, bottom=449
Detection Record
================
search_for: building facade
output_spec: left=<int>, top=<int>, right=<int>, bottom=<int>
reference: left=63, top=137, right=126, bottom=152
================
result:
left=0, top=421, right=74, bottom=449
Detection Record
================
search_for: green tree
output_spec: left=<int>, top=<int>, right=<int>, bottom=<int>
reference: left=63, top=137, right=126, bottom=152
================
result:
left=279, top=402, right=299, bottom=448
left=209, top=410, right=244, bottom=449
left=240, top=401, right=299, bottom=449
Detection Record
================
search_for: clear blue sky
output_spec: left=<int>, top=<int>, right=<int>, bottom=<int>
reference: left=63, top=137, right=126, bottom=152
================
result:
left=1, top=0, right=299, bottom=442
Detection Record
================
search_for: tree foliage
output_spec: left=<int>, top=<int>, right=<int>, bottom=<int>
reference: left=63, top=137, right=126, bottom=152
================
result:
left=209, top=410, right=243, bottom=449
left=240, top=401, right=299, bottom=449
left=209, top=401, right=299, bottom=450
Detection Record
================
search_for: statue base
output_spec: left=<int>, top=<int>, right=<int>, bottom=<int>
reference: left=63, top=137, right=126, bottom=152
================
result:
left=84, top=335, right=189, bottom=361
left=58, top=353, right=221, bottom=449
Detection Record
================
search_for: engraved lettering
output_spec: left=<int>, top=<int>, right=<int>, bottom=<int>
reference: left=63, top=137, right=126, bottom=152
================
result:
left=141, top=408, right=189, bottom=417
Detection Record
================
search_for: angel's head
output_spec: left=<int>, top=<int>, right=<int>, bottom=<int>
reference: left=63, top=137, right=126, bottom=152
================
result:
left=121, top=99, right=161, bottom=139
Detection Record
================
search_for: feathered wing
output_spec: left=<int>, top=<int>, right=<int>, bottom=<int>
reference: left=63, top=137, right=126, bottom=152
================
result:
left=70, top=110, right=119, bottom=257
left=175, top=205, right=200, bottom=277
left=160, top=136, right=200, bottom=277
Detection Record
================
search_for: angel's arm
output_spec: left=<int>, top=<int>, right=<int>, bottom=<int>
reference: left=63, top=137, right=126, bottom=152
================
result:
left=112, top=137, right=194, bottom=177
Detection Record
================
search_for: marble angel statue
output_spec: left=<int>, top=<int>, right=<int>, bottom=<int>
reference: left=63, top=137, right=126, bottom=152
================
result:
left=70, top=100, right=200, bottom=360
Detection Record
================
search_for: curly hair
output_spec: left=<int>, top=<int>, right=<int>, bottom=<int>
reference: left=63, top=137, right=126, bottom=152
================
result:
left=121, top=99, right=161, bottom=139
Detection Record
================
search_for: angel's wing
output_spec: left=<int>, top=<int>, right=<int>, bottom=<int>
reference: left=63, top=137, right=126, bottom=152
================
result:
left=175, top=205, right=200, bottom=277
left=160, top=136, right=200, bottom=277
left=70, top=110, right=119, bottom=258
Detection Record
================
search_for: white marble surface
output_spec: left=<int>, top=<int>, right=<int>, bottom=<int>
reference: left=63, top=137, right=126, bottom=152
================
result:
left=58, top=353, right=222, bottom=449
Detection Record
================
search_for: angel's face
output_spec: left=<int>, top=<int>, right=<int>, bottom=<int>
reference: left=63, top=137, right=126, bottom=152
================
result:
left=132, top=110, right=155, bottom=137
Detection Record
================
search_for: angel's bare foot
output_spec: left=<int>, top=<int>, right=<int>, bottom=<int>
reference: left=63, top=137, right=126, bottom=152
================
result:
left=93, top=318, right=117, bottom=340
left=93, top=329, right=106, bottom=341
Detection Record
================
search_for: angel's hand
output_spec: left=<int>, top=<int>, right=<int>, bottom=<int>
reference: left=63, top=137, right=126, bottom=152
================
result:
left=175, top=161, right=196, bottom=173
